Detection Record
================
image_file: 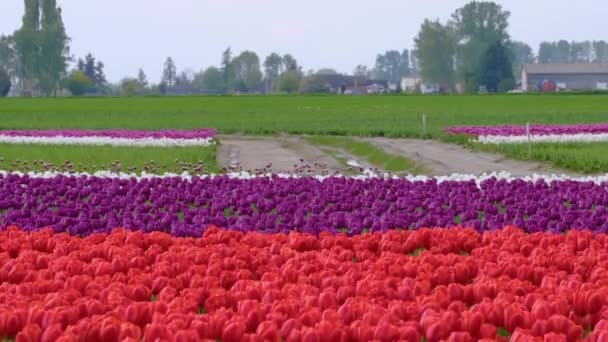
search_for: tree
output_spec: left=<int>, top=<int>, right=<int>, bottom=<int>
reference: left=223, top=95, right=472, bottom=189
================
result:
left=232, top=51, right=263, bottom=92
left=353, top=65, right=369, bottom=78
left=277, top=70, right=302, bottom=94
left=372, top=50, right=409, bottom=82
left=479, top=42, right=514, bottom=92
left=282, top=54, right=300, bottom=72
left=162, top=57, right=177, bottom=87
left=94, top=61, right=106, bottom=87
left=538, top=42, right=556, bottom=63
left=415, top=19, right=456, bottom=88
left=221, top=47, right=233, bottom=91
left=555, top=40, right=571, bottom=63
left=0, top=68, right=11, bottom=97
left=263, top=53, right=283, bottom=91
left=175, top=70, right=193, bottom=86
left=593, top=41, right=608, bottom=63
left=137, top=68, right=148, bottom=92
left=13, top=0, right=41, bottom=95
left=0, top=35, right=18, bottom=93
left=299, top=73, right=330, bottom=93
left=316, top=68, right=338, bottom=75
left=13, top=0, right=69, bottom=96
left=509, top=41, right=534, bottom=80
left=194, top=67, right=224, bottom=91
left=80, top=53, right=96, bottom=82
left=65, top=70, right=92, bottom=96
left=410, top=50, right=419, bottom=74
left=121, top=78, right=139, bottom=97
left=570, top=41, right=592, bottom=62
left=76, top=53, right=106, bottom=92
left=450, top=1, right=511, bottom=92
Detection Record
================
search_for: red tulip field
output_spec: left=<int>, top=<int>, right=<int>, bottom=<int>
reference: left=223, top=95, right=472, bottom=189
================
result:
left=3, top=225, right=608, bottom=341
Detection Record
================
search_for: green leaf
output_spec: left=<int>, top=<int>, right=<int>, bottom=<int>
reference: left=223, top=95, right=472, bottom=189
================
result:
left=410, top=247, right=425, bottom=257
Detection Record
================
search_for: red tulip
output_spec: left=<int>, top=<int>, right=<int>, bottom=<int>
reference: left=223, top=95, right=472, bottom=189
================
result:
left=15, top=324, right=42, bottom=342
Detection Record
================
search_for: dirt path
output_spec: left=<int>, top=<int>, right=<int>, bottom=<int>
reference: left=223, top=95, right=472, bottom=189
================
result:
left=361, top=137, right=576, bottom=176
left=217, top=135, right=344, bottom=173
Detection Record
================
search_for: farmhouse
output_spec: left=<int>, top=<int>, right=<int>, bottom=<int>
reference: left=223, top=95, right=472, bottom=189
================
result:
left=521, top=63, right=608, bottom=92
left=319, top=74, right=391, bottom=94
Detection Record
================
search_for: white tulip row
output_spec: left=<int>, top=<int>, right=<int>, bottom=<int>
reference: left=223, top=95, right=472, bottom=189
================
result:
left=477, top=133, right=608, bottom=144
left=2, top=170, right=607, bottom=186
left=0, top=136, right=216, bottom=147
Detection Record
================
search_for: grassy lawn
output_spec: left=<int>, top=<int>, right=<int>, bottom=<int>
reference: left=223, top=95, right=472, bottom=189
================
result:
left=1, top=95, right=607, bottom=138
left=1, top=95, right=608, bottom=174
left=306, top=136, right=426, bottom=174
left=0, top=144, right=218, bottom=174
left=474, top=142, right=608, bottom=175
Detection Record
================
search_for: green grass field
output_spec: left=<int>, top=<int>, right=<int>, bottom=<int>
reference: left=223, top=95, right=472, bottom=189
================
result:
left=0, top=144, right=218, bottom=174
left=474, top=142, right=608, bottom=174
left=1, top=95, right=607, bottom=137
left=1, top=95, right=607, bottom=174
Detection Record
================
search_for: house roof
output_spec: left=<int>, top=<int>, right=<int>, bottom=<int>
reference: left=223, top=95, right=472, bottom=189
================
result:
left=523, top=63, right=608, bottom=75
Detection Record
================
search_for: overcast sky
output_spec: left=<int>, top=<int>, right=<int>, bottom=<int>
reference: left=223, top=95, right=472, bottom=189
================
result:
left=1, top=0, right=606, bottom=82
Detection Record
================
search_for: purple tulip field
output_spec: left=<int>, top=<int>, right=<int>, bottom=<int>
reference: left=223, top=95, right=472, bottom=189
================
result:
left=0, top=128, right=217, bottom=147
left=446, top=123, right=608, bottom=144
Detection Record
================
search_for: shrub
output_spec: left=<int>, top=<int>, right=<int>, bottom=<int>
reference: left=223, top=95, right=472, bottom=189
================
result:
left=65, top=71, right=93, bottom=96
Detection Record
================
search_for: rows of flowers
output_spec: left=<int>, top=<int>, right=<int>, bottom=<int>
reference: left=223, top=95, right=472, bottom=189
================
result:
left=0, top=129, right=217, bottom=147
left=2, top=171, right=608, bottom=236
left=2, top=226, right=608, bottom=341
left=445, top=124, right=608, bottom=144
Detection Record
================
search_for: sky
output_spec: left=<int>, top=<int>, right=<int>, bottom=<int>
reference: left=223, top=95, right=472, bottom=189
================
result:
left=1, top=0, right=606, bottom=83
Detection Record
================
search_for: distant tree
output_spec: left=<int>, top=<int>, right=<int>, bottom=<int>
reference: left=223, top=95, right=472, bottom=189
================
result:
left=555, top=40, right=571, bottom=63
left=538, top=42, right=555, bottom=63
left=410, top=49, right=419, bottom=74
left=593, top=41, right=608, bottom=63
left=570, top=41, right=592, bottom=62
left=95, top=61, right=106, bottom=87
left=263, top=53, right=283, bottom=91
left=538, top=40, right=600, bottom=63
left=195, top=67, right=224, bottom=91
left=80, top=53, right=96, bottom=82
left=137, top=68, right=148, bottom=88
left=76, top=53, right=106, bottom=92
left=221, top=47, right=233, bottom=91
left=282, top=54, right=300, bottom=72
left=159, top=82, right=167, bottom=95
left=372, top=50, right=409, bottom=82
left=509, top=41, right=534, bottom=80
left=277, top=70, right=302, bottom=94
left=415, top=19, right=456, bottom=88
left=65, top=71, right=92, bottom=96
left=299, top=73, right=331, bottom=93
left=162, top=57, right=177, bottom=86
left=121, top=78, right=139, bottom=97
left=479, top=41, right=514, bottom=92
left=316, top=68, right=338, bottom=75
left=13, top=0, right=70, bottom=96
left=0, top=35, right=18, bottom=93
left=0, top=67, right=11, bottom=97
left=450, top=1, right=511, bottom=92
left=175, top=70, right=194, bottom=86
left=353, top=65, right=369, bottom=78
left=137, top=68, right=148, bottom=93
left=232, top=51, right=263, bottom=92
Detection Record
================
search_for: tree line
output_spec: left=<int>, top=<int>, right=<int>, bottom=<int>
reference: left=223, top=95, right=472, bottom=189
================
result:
left=412, top=1, right=608, bottom=93
left=2, top=0, right=608, bottom=97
